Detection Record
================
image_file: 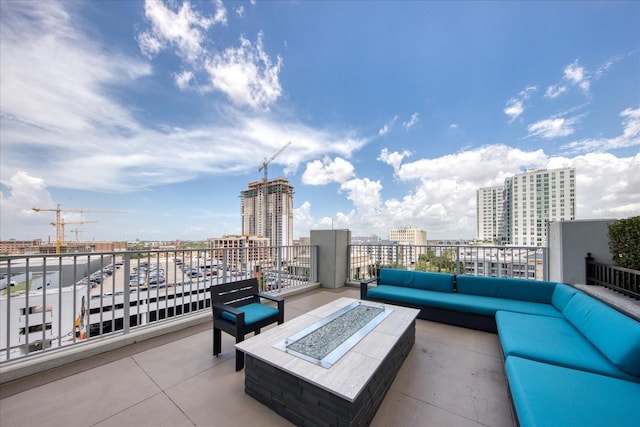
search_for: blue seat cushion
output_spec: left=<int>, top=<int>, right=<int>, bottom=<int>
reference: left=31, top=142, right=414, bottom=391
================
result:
left=456, top=275, right=556, bottom=303
left=367, top=286, right=562, bottom=317
left=505, top=356, right=640, bottom=427
left=220, top=303, right=279, bottom=326
left=496, top=311, right=638, bottom=382
left=563, top=292, right=640, bottom=377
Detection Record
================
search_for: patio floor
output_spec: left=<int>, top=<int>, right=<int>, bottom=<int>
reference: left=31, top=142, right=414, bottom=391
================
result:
left=0, top=287, right=516, bottom=426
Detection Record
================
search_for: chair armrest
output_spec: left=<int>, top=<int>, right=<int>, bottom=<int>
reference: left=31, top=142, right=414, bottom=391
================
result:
left=256, top=293, right=285, bottom=324
left=256, top=292, right=283, bottom=303
left=360, top=277, right=378, bottom=300
left=212, top=302, right=243, bottom=317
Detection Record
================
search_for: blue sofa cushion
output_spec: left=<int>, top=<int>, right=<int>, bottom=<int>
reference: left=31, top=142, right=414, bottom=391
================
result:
left=456, top=275, right=556, bottom=303
left=378, top=269, right=454, bottom=293
left=379, top=269, right=415, bottom=288
left=220, top=303, right=279, bottom=326
left=563, top=292, right=640, bottom=377
left=496, top=311, right=638, bottom=382
left=367, top=286, right=563, bottom=318
left=505, top=356, right=640, bottom=427
left=411, top=271, right=454, bottom=292
left=550, top=283, right=579, bottom=312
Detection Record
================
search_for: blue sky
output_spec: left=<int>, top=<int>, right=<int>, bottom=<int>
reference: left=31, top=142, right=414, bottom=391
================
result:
left=1, top=1, right=639, bottom=242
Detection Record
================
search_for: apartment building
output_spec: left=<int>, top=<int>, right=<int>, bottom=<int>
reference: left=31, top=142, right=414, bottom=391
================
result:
left=476, top=187, right=504, bottom=242
left=240, top=177, right=294, bottom=248
left=478, top=168, right=576, bottom=246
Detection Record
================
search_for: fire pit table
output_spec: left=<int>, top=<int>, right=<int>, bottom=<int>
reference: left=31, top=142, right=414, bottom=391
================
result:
left=235, top=297, right=419, bottom=426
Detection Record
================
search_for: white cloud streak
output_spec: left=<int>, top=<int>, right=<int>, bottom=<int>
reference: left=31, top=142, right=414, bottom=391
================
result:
left=561, top=107, right=640, bottom=153
left=404, top=113, right=420, bottom=129
left=504, top=85, right=537, bottom=121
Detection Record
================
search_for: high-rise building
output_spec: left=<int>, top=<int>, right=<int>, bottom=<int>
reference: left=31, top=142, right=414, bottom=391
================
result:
left=476, top=187, right=504, bottom=242
left=240, top=177, right=294, bottom=248
left=477, top=168, right=576, bottom=246
left=503, top=168, right=576, bottom=246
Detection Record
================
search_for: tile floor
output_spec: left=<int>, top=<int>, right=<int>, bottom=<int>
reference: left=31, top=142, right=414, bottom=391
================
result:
left=0, top=287, right=516, bottom=426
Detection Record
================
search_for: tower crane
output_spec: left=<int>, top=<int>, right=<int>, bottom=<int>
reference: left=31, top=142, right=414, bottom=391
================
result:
left=257, top=141, right=291, bottom=241
left=32, top=204, right=127, bottom=253
left=52, top=219, right=98, bottom=242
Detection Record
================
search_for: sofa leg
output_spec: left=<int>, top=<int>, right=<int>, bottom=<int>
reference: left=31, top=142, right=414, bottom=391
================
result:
left=213, top=327, right=221, bottom=356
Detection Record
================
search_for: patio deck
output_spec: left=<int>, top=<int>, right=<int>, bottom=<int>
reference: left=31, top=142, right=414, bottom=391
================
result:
left=0, top=287, right=516, bottom=426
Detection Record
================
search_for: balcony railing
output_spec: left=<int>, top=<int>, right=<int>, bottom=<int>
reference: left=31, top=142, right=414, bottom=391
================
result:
left=0, top=245, right=317, bottom=363
left=586, top=253, right=640, bottom=299
left=348, top=244, right=547, bottom=282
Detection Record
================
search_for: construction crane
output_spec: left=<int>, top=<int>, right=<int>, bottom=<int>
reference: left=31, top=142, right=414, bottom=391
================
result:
left=257, top=141, right=291, bottom=241
left=52, top=219, right=98, bottom=242
left=32, top=204, right=127, bottom=253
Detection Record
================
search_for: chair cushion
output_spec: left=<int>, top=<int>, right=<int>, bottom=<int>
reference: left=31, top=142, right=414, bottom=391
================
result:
left=220, top=303, right=279, bottom=326
left=505, top=356, right=640, bottom=427
left=497, top=311, right=638, bottom=382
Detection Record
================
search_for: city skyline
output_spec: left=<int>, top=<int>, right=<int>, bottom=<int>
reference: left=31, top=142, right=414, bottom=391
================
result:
left=1, top=1, right=639, bottom=242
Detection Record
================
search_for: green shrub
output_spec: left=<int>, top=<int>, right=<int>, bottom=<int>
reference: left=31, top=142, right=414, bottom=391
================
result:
left=608, top=216, right=640, bottom=270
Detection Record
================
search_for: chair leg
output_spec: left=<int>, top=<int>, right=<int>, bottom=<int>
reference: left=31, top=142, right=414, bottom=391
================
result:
left=213, top=327, right=221, bottom=356
left=235, top=349, right=245, bottom=371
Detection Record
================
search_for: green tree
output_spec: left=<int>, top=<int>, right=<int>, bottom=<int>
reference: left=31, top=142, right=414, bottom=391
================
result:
left=608, top=216, right=640, bottom=270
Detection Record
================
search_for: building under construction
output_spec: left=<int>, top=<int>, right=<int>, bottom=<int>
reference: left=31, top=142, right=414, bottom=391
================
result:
left=240, top=177, right=294, bottom=248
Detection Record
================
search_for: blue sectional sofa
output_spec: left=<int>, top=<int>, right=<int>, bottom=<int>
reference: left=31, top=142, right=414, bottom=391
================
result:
left=361, top=268, right=640, bottom=427
left=361, top=269, right=577, bottom=332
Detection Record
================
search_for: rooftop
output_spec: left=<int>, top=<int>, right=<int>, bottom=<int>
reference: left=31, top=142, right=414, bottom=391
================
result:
left=0, top=286, right=516, bottom=426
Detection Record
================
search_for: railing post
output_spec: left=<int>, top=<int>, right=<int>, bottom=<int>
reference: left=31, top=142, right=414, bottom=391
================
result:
left=123, top=253, right=131, bottom=334
left=585, top=252, right=593, bottom=286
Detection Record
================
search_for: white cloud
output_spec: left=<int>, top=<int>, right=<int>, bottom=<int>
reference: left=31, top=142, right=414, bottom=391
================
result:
left=236, top=5, right=245, bottom=18
left=303, top=145, right=639, bottom=239
left=544, top=84, right=567, bottom=99
left=404, top=113, right=420, bottom=129
left=301, top=157, right=355, bottom=185
left=564, top=60, right=584, bottom=84
left=137, top=0, right=223, bottom=63
left=378, top=115, right=398, bottom=136
left=504, top=99, right=524, bottom=121
left=504, top=86, right=536, bottom=121
left=561, top=107, right=640, bottom=153
left=205, top=32, right=283, bottom=110
left=137, top=0, right=281, bottom=110
left=174, top=70, right=194, bottom=89
left=0, top=171, right=56, bottom=239
left=449, top=123, right=458, bottom=130
left=527, top=117, right=580, bottom=139
left=378, top=148, right=412, bottom=174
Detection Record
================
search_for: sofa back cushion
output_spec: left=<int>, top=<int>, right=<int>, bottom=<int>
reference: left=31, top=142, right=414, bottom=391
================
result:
left=551, top=283, right=580, bottom=312
left=412, top=271, right=454, bottom=293
left=563, top=292, right=640, bottom=377
left=378, top=269, right=454, bottom=293
left=456, top=275, right=555, bottom=303
left=379, top=269, right=414, bottom=288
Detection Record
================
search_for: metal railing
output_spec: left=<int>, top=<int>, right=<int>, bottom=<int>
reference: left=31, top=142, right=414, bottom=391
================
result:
left=348, top=244, right=547, bottom=282
left=585, top=253, right=640, bottom=299
left=0, top=245, right=317, bottom=363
